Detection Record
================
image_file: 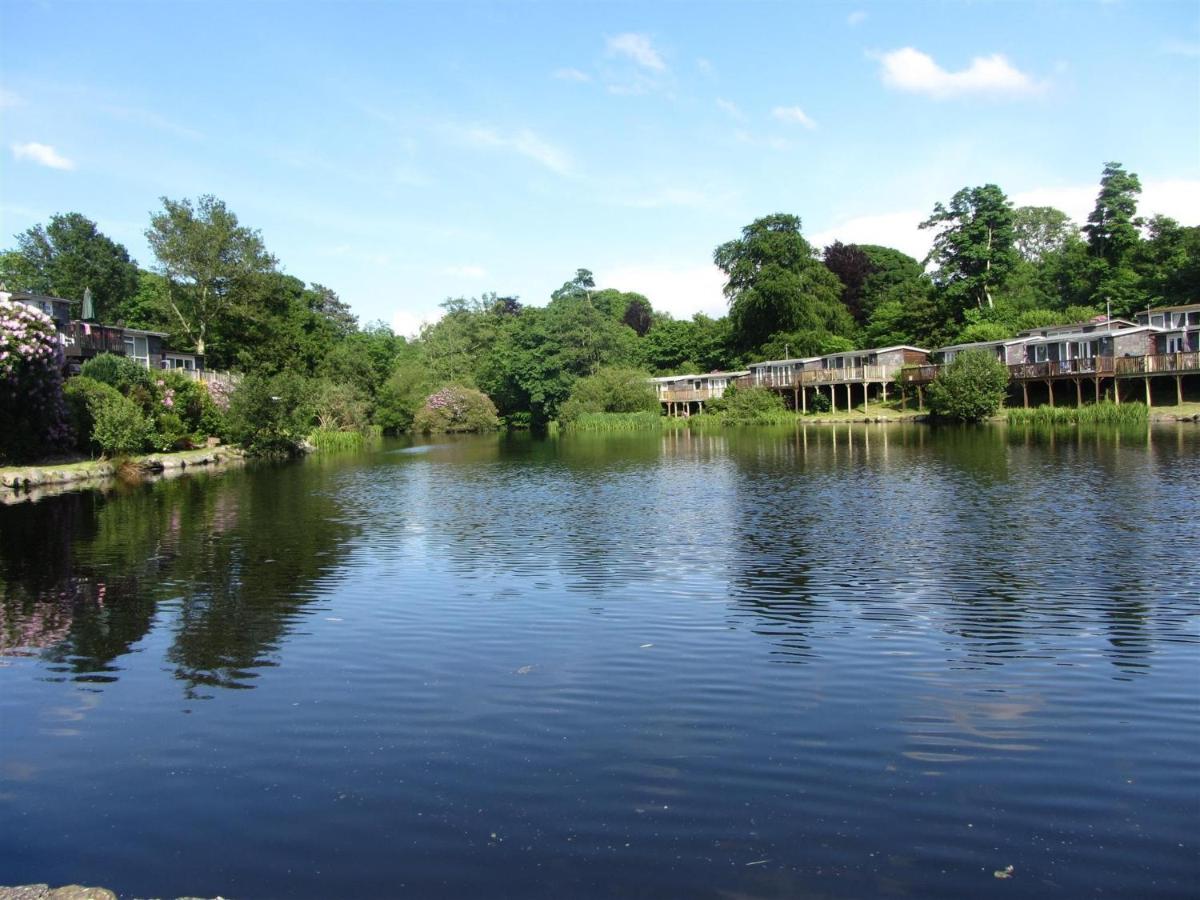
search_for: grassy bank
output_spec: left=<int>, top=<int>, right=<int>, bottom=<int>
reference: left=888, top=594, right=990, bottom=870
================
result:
left=308, top=425, right=383, bottom=452
left=1, top=446, right=245, bottom=493
left=1006, top=401, right=1149, bottom=427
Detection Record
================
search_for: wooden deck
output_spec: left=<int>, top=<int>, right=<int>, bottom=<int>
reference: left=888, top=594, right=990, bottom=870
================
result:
left=1009, top=358, right=1115, bottom=380
left=740, top=365, right=894, bottom=390
left=64, top=322, right=126, bottom=357
left=1115, top=352, right=1200, bottom=376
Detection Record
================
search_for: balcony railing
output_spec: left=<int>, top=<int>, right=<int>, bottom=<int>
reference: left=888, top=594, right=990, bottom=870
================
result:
left=1008, top=357, right=1116, bottom=379
left=1115, top=352, right=1200, bottom=376
left=64, top=322, right=126, bottom=357
left=743, top=365, right=895, bottom=389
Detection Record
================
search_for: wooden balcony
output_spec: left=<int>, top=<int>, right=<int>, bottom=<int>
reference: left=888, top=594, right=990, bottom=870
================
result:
left=899, top=365, right=940, bottom=384
left=1008, top=357, right=1116, bottom=380
left=64, top=322, right=126, bottom=358
left=743, top=365, right=895, bottom=390
left=659, top=388, right=721, bottom=403
left=1114, top=352, right=1200, bottom=376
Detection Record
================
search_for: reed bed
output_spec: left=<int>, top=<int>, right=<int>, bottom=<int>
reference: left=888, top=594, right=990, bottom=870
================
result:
left=1006, top=401, right=1148, bottom=427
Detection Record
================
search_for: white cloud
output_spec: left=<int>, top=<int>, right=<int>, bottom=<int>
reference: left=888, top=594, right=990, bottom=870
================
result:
left=391, top=307, right=445, bottom=339
left=715, top=97, right=745, bottom=120
left=809, top=209, right=933, bottom=262
left=0, top=88, right=23, bottom=109
left=606, top=33, right=666, bottom=71
left=553, top=67, right=592, bottom=82
left=696, top=57, right=714, bottom=74
left=847, top=10, right=868, bottom=26
left=444, top=265, right=488, bottom=279
left=462, top=127, right=572, bottom=175
left=771, top=105, right=818, bottom=129
left=597, top=263, right=728, bottom=319
left=877, top=47, right=1043, bottom=98
left=11, top=142, right=75, bottom=170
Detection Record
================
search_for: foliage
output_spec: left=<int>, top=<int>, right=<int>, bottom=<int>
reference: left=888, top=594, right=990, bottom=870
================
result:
left=0, top=213, right=140, bottom=323
left=80, top=352, right=153, bottom=393
left=564, top=411, right=669, bottom=431
left=308, top=427, right=367, bottom=452
left=0, top=298, right=71, bottom=461
left=411, top=385, right=500, bottom=433
left=145, top=194, right=277, bottom=360
left=558, top=367, right=659, bottom=423
left=715, top=213, right=854, bottom=353
left=375, top=356, right=438, bottom=434
left=224, top=371, right=316, bottom=455
left=1006, top=401, right=1147, bottom=427
left=921, top=184, right=1018, bottom=314
left=1013, top=206, right=1077, bottom=263
left=639, top=314, right=735, bottom=374
left=807, top=390, right=831, bottom=414
left=63, top=377, right=122, bottom=454
left=90, top=391, right=154, bottom=455
left=707, top=384, right=792, bottom=424
left=926, top=349, right=1010, bottom=422
left=312, top=378, right=370, bottom=432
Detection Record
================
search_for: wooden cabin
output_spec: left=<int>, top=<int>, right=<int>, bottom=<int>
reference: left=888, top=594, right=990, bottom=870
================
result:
left=5, top=289, right=73, bottom=332
left=652, top=370, right=748, bottom=416
left=1135, top=304, right=1200, bottom=354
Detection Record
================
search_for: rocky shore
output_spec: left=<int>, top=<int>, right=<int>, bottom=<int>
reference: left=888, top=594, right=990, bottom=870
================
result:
left=0, top=886, right=222, bottom=900
left=0, top=447, right=245, bottom=498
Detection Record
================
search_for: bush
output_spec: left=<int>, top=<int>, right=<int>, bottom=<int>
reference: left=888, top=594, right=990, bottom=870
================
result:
left=375, top=360, right=436, bottom=434
left=808, top=390, right=831, bottom=414
left=412, top=385, right=499, bottom=433
left=1, top=298, right=71, bottom=461
left=558, top=367, right=659, bottom=423
left=312, top=378, right=370, bottom=432
left=225, top=371, right=316, bottom=455
left=710, top=385, right=792, bottom=425
left=91, top=392, right=153, bottom=455
left=81, top=353, right=152, bottom=394
left=64, top=376, right=123, bottom=454
left=927, top=349, right=1009, bottom=422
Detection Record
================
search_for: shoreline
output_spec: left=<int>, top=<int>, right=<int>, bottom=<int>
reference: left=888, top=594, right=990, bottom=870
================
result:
left=0, top=446, right=246, bottom=501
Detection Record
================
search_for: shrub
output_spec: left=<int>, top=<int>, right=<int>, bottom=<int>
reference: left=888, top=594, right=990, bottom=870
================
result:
left=412, top=385, right=499, bottom=433
left=225, top=371, right=316, bottom=455
left=375, top=360, right=436, bottom=434
left=927, top=349, right=1009, bottom=422
left=712, top=385, right=792, bottom=425
left=91, top=392, right=153, bottom=455
left=0, top=298, right=71, bottom=461
left=558, top=367, right=659, bottom=423
left=808, top=390, right=832, bottom=414
left=64, top=376, right=123, bottom=454
left=312, top=378, right=370, bottom=432
left=81, top=353, right=153, bottom=394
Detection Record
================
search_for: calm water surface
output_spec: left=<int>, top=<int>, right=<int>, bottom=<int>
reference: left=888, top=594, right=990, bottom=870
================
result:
left=1, top=425, right=1197, bottom=898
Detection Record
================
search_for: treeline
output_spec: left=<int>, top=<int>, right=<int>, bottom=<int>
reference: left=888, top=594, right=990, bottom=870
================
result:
left=2, top=160, right=1197, bottom=450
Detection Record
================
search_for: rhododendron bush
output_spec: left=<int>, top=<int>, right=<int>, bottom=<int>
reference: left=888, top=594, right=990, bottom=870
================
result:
left=412, top=385, right=499, bottom=433
left=1, top=298, right=70, bottom=462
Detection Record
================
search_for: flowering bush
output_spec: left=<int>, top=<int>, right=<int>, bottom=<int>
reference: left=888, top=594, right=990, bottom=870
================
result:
left=0, top=297, right=70, bottom=462
left=412, top=385, right=499, bottom=433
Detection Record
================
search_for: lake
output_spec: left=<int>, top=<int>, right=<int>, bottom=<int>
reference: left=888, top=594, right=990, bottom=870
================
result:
left=1, top=424, right=1197, bottom=899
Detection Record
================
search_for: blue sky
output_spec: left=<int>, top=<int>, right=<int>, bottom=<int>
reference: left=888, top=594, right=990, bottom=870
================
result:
left=2, top=1, right=1198, bottom=334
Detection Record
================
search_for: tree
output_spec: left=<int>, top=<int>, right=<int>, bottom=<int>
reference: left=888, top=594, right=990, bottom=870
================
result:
left=550, top=268, right=596, bottom=303
left=715, top=213, right=853, bottom=352
left=926, top=349, right=1009, bottom=422
left=0, top=296, right=70, bottom=461
left=1084, top=162, right=1142, bottom=269
left=2, top=213, right=139, bottom=321
left=558, top=367, right=659, bottom=422
left=145, top=195, right=276, bottom=357
left=921, top=185, right=1017, bottom=313
left=621, top=295, right=654, bottom=336
left=822, top=241, right=874, bottom=323
left=1013, top=206, right=1077, bottom=263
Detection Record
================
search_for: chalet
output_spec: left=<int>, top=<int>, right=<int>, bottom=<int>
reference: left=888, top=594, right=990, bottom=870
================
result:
left=5, top=289, right=73, bottom=331
left=935, top=338, right=1028, bottom=366
left=652, top=370, right=748, bottom=416
left=748, top=357, right=821, bottom=388
left=1135, top=303, right=1200, bottom=354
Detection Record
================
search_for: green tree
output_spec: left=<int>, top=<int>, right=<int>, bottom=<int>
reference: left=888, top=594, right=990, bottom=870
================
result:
left=145, top=195, right=277, bottom=359
left=1, top=213, right=140, bottom=321
left=1013, top=206, right=1077, bottom=263
left=558, top=367, right=659, bottom=422
left=715, top=213, right=853, bottom=352
left=926, top=349, right=1009, bottom=422
left=1084, top=162, right=1142, bottom=269
left=921, top=184, right=1017, bottom=313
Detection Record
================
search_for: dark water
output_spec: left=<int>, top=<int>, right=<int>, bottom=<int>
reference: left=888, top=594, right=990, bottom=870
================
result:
left=1, top=425, right=1197, bottom=899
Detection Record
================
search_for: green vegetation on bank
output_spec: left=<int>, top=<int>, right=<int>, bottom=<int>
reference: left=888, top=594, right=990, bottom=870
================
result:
left=2, top=159, right=1198, bottom=463
left=1006, top=401, right=1149, bottom=427
left=927, top=350, right=1011, bottom=422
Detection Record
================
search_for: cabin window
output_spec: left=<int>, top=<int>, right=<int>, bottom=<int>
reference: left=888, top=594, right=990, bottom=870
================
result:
left=122, top=335, right=150, bottom=367
left=1034, top=344, right=1047, bottom=363
left=1166, top=334, right=1185, bottom=354
left=1150, top=314, right=1165, bottom=327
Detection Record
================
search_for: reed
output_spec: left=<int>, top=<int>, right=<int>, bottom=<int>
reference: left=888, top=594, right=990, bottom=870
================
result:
left=1006, top=401, right=1148, bottom=427
left=564, top=411, right=675, bottom=431
left=308, top=428, right=366, bottom=452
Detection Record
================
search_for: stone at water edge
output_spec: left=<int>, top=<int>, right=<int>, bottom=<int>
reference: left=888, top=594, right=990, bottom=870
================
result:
left=0, top=887, right=118, bottom=900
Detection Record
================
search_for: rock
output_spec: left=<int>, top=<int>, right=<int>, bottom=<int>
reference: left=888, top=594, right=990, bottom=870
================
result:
left=0, top=885, right=52, bottom=900
left=48, top=888, right=118, bottom=900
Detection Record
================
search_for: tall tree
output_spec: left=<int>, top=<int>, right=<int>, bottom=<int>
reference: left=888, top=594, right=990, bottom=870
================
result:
left=1084, top=162, right=1142, bottom=268
left=920, top=184, right=1017, bottom=312
left=1, top=213, right=139, bottom=321
left=1012, top=206, right=1077, bottom=263
left=822, top=241, right=874, bottom=323
left=715, top=213, right=853, bottom=352
left=145, top=195, right=276, bottom=357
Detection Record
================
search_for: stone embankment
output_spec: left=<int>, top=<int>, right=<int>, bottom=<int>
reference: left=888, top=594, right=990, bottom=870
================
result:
left=1, top=447, right=245, bottom=495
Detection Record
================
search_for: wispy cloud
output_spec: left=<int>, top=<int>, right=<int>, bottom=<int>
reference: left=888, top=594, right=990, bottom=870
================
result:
left=553, top=67, right=592, bottom=83
left=715, top=97, right=745, bottom=120
left=11, top=142, right=75, bottom=170
left=847, top=11, right=868, bottom=27
left=444, top=264, right=488, bottom=279
left=1163, top=38, right=1200, bottom=57
left=0, top=88, right=23, bottom=109
left=99, top=105, right=204, bottom=140
left=734, top=130, right=790, bottom=151
left=772, top=105, right=818, bottom=129
left=462, top=126, right=572, bottom=175
left=606, top=33, right=666, bottom=71
left=877, top=47, right=1043, bottom=98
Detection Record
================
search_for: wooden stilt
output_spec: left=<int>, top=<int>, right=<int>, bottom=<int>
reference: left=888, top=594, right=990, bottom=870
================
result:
left=1176, top=374, right=1183, bottom=406
left=1094, top=377, right=1100, bottom=404
left=800, top=386, right=807, bottom=414
left=863, top=382, right=869, bottom=413
left=917, top=385, right=924, bottom=411
left=1022, top=382, right=1029, bottom=408
left=1047, top=380, right=1055, bottom=408
left=882, top=383, right=888, bottom=405
left=1076, top=379, right=1082, bottom=407
left=1145, top=377, right=1151, bottom=407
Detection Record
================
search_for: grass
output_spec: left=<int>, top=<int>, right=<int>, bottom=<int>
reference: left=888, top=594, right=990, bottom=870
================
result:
left=563, top=411, right=683, bottom=431
left=1006, top=401, right=1149, bottom=427
left=307, top=427, right=380, bottom=452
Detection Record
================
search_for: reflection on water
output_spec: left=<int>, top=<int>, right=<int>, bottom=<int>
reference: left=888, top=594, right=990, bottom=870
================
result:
left=0, top=425, right=1197, bottom=899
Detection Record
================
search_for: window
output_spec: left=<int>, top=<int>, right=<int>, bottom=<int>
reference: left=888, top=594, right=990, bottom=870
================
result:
left=123, top=335, right=149, bottom=367
left=1151, top=314, right=1165, bottom=327
left=1034, top=344, right=1047, bottom=363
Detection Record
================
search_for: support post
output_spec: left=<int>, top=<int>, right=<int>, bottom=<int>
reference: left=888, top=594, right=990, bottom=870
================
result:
left=1022, top=382, right=1029, bottom=409
left=1047, top=380, right=1055, bottom=408
left=863, top=382, right=869, bottom=413
left=1076, top=379, right=1082, bottom=407
left=800, top=386, right=806, bottom=414
left=917, top=385, right=924, bottom=411
left=1095, top=377, right=1100, bottom=404
left=846, top=382, right=852, bottom=412
left=1145, top=377, right=1151, bottom=407
left=1176, top=374, right=1183, bottom=406
left=882, top=383, right=888, bottom=405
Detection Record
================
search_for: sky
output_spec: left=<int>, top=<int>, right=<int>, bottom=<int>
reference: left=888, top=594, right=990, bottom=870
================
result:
left=1, top=0, right=1198, bottom=336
